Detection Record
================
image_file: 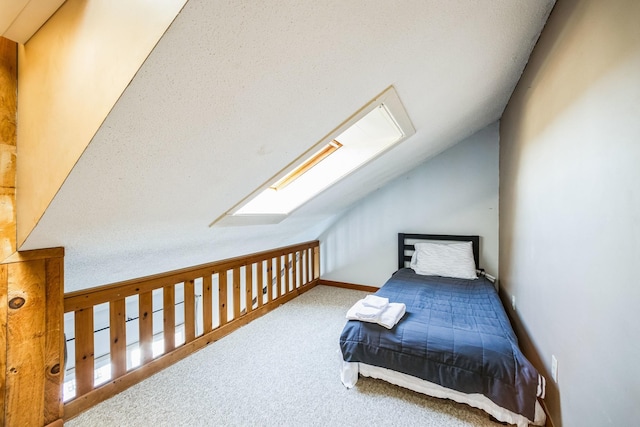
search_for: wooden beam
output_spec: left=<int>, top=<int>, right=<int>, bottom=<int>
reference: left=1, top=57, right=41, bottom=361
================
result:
left=5, top=260, right=47, bottom=426
left=0, top=265, right=6, bottom=419
left=0, top=37, right=17, bottom=263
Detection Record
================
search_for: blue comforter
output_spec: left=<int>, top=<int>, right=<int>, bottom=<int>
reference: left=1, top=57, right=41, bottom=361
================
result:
left=339, top=268, right=540, bottom=420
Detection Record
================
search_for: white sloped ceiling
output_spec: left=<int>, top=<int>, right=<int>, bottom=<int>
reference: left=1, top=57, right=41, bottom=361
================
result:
left=22, top=0, right=555, bottom=291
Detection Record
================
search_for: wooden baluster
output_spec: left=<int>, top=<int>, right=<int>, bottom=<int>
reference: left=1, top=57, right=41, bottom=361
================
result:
left=292, top=251, right=298, bottom=289
left=184, top=280, right=195, bottom=342
left=74, top=308, right=94, bottom=397
left=287, top=254, right=291, bottom=293
left=308, top=247, right=313, bottom=283
left=313, top=245, right=320, bottom=280
left=307, top=248, right=312, bottom=285
left=283, top=254, right=290, bottom=294
left=275, top=256, right=282, bottom=299
left=304, top=248, right=311, bottom=285
left=163, top=285, right=175, bottom=353
left=301, top=249, right=307, bottom=285
left=202, top=274, right=213, bottom=334
left=289, top=253, right=295, bottom=291
left=245, top=264, right=253, bottom=314
left=232, top=268, right=241, bottom=318
left=139, top=291, right=153, bottom=364
left=219, top=270, right=228, bottom=326
left=256, top=260, right=264, bottom=308
left=267, top=261, right=274, bottom=303
left=292, top=253, right=297, bottom=290
left=109, top=299, right=127, bottom=379
left=291, top=252, right=296, bottom=290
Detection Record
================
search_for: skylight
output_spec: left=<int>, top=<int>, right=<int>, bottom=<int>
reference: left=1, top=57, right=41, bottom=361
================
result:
left=212, top=86, right=414, bottom=226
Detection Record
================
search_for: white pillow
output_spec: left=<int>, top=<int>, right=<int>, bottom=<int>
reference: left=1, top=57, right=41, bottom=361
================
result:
left=410, top=241, right=477, bottom=279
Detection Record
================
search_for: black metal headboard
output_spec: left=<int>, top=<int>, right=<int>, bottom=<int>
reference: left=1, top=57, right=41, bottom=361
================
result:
left=398, top=233, right=480, bottom=270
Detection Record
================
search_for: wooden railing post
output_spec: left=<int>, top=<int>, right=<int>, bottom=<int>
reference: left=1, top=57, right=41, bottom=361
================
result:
left=1, top=251, right=65, bottom=426
left=1, top=39, right=66, bottom=426
left=313, top=245, right=320, bottom=280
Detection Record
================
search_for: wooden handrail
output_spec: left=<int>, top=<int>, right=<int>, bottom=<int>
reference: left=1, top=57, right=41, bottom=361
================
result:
left=63, top=240, right=320, bottom=420
left=64, top=241, right=318, bottom=312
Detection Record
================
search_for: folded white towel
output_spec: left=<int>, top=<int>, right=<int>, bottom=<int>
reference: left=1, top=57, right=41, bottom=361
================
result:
left=354, top=304, right=381, bottom=319
left=377, top=303, right=406, bottom=329
left=361, top=295, right=389, bottom=309
left=346, top=300, right=406, bottom=329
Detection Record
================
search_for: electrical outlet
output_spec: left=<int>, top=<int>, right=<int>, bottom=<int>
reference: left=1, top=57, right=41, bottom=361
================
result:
left=551, top=355, right=558, bottom=383
left=511, top=295, right=516, bottom=311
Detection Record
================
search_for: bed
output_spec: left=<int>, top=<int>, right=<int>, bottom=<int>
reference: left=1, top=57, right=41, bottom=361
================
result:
left=339, top=234, right=546, bottom=427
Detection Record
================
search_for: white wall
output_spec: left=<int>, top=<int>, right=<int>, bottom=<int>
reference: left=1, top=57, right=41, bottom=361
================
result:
left=499, top=0, right=640, bottom=425
left=320, top=122, right=499, bottom=287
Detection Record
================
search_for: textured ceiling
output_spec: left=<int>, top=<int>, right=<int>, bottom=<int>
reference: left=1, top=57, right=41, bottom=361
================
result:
left=22, top=0, right=555, bottom=291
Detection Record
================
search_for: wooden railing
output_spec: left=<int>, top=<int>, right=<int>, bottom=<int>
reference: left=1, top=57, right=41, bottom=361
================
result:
left=63, top=241, right=320, bottom=419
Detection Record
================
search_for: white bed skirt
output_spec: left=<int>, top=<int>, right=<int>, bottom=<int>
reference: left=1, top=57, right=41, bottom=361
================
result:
left=340, top=358, right=546, bottom=427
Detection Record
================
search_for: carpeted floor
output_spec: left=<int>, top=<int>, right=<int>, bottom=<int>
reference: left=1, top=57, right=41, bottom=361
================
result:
left=66, top=285, right=503, bottom=426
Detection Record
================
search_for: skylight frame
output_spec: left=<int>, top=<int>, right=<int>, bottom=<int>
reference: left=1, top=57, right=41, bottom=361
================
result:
left=211, top=86, right=414, bottom=227
left=269, top=140, right=343, bottom=192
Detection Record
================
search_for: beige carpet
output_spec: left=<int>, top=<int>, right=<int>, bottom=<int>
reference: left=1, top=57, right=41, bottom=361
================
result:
left=66, top=285, right=503, bottom=427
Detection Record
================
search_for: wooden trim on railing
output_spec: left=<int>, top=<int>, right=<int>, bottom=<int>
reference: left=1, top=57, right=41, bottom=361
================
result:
left=318, top=279, right=379, bottom=293
left=63, top=240, right=320, bottom=421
